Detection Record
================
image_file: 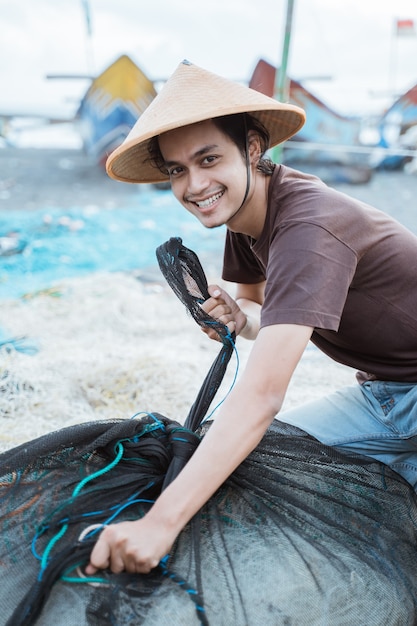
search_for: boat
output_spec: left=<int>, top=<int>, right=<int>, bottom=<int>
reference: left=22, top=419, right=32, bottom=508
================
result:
left=249, top=58, right=417, bottom=180
left=250, top=59, right=362, bottom=149
left=374, top=82, right=417, bottom=170
left=76, top=55, right=157, bottom=166
left=249, top=59, right=372, bottom=183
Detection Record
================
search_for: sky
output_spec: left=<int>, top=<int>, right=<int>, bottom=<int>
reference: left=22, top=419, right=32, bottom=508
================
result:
left=1, top=0, right=417, bottom=123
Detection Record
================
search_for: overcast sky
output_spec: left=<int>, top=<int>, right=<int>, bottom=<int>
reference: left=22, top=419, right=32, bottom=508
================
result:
left=1, top=0, right=417, bottom=119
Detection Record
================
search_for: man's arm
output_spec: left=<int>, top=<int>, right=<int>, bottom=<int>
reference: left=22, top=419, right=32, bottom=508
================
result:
left=235, top=281, right=265, bottom=340
left=86, top=321, right=313, bottom=575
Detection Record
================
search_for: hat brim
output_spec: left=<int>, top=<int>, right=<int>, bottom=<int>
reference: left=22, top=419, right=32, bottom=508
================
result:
left=106, top=62, right=306, bottom=184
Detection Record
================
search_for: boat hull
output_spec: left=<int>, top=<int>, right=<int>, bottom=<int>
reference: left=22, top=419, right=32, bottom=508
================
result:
left=77, top=55, right=156, bottom=166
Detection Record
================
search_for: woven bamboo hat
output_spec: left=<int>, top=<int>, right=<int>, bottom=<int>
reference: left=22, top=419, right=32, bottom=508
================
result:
left=106, top=60, right=306, bottom=184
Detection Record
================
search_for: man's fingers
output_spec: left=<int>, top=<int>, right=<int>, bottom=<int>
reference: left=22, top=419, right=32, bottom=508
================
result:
left=207, top=285, right=222, bottom=298
left=88, top=531, right=112, bottom=572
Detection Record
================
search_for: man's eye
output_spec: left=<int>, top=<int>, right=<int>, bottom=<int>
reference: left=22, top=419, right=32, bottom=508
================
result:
left=203, top=155, right=217, bottom=165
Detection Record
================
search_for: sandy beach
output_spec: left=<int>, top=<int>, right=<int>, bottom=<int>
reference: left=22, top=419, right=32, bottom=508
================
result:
left=1, top=147, right=417, bottom=451
left=0, top=147, right=142, bottom=211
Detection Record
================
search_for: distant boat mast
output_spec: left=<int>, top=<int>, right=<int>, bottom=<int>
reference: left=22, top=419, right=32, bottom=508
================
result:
left=46, top=1, right=95, bottom=81
left=81, top=0, right=95, bottom=77
left=275, top=0, right=295, bottom=104
left=273, top=0, right=295, bottom=162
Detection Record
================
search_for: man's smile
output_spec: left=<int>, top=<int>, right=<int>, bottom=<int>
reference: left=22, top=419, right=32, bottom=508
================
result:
left=194, top=191, right=224, bottom=209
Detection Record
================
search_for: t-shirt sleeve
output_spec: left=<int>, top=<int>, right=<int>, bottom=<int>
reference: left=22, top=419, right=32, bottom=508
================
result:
left=222, top=230, right=266, bottom=284
left=261, top=221, right=358, bottom=331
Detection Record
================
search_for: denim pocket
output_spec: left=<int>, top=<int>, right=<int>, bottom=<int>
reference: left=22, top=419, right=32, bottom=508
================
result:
left=366, top=381, right=417, bottom=436
left=368, top=381, right=396, bottom=416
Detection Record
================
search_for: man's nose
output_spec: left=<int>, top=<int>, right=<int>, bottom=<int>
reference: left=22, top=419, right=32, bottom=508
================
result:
left=187, top=168, right=210, bottom=195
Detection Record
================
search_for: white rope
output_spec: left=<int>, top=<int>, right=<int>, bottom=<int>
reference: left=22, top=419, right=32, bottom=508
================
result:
left=0, top=271, right=352, bottom=452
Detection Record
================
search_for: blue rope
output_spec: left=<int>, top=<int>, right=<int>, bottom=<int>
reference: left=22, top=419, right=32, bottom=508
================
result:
left=35, top=415, right=169, bottom=576
left=203, top=330, right=240, bottom=423
left=32, top=410, right=210, bottom=620
left=159, top=557, right=209, bottom=626
left=37, top=441, right=125, bottom=578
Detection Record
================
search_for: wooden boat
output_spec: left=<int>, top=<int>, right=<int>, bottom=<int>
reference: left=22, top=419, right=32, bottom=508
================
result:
left=76, top=55, right=157, bottom=166
left=379, top=83, right=417, bottom=140
left=250, top=59, right=362, bottom=149
left=375, top=82, right=417, bottom=169
left=249, top=59, right=372, bottom=183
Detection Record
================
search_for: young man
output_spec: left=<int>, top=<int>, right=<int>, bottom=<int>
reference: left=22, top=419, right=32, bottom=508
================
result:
left=86, top=60, right=417, bottom=576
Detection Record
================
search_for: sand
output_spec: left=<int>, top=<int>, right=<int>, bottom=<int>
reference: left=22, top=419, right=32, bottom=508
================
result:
left=0, top=270, right=355, bottom=451
left=1, top=147, right=417, bottom=451
left=0, top=147, right=141, bottom=211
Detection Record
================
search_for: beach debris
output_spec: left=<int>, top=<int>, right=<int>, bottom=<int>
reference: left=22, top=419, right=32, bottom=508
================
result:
left=0, top=234, right=26, bottom=256
left=21, top=286, right=64, bottom=300
left=0, top=335, right=38, bottom=355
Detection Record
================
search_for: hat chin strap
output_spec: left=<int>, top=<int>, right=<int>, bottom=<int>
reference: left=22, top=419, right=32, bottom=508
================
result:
left=230, top=119, right=251, bottom=219
left=240, top=147, right=251, bottom=209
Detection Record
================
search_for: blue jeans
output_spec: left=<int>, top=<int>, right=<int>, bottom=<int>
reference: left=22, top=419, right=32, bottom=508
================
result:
left=279, top=381, right=417, bottom=490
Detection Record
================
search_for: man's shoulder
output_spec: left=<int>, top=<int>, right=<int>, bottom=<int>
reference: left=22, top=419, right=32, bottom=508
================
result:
left=270, top=164, right=372, bottom=220
left=274, top=164, right=327, bottom=188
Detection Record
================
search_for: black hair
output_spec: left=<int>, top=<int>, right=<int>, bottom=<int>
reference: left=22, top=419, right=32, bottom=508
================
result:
left=147, top=113, right=276, bottom=177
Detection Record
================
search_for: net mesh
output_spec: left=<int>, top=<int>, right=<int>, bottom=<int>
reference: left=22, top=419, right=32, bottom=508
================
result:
left=1, top=237, right=417, bottom=626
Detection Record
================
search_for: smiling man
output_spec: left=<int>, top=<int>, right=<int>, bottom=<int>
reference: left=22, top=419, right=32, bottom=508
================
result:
left=85, top=60, right=417, bottom=576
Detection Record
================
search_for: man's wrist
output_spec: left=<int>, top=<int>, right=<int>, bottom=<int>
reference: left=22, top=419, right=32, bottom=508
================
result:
left=239, top=315, right=255, bottom=340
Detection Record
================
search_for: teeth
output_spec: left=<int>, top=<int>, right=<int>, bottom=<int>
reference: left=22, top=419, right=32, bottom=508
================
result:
left=196, top=192, right=222, bottom=208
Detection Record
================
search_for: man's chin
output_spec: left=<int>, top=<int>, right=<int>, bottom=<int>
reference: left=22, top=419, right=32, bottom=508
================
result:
left=197, top=217, right=225, bottom=230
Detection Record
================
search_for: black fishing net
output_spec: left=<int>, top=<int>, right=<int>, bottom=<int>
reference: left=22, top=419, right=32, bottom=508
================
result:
left=1, top=237, right=417, bottom=626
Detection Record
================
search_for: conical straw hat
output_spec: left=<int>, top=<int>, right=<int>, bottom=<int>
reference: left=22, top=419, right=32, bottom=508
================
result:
left=106, top=60, right=306, bottom=184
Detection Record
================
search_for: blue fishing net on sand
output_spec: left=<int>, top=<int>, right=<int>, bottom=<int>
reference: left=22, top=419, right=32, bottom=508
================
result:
left=1, top=238, right=417, bottom=626
left=0, top=199, right=225, bottom=300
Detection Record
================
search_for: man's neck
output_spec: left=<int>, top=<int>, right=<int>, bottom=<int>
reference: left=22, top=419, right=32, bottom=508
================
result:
left=226, top=174, right=270, bottom=239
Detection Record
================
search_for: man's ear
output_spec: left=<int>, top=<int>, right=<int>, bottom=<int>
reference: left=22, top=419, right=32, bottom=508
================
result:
left=247, top=130, right=262, bottom=164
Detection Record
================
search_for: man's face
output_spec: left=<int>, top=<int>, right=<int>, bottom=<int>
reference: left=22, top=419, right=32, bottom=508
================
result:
left=158, top=120, right=249, bottom=230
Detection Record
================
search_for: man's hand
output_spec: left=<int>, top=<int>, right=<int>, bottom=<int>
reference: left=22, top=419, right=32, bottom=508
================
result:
left=84, top=515, right=177, bottom=575
left=201, top=284, right=248, bottom=340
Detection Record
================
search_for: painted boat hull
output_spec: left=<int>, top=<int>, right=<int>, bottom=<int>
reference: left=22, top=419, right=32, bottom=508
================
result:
left=376, top=83, right=417, bottom=169
left=77, top=55, right=157, bottom=166
left=249, top=59, right=372, bottom=182
left=249, top=59, right=362, bottom=149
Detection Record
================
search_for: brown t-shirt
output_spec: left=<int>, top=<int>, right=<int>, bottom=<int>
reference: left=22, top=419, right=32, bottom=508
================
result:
left=222, top=165, right=417, bottom=382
